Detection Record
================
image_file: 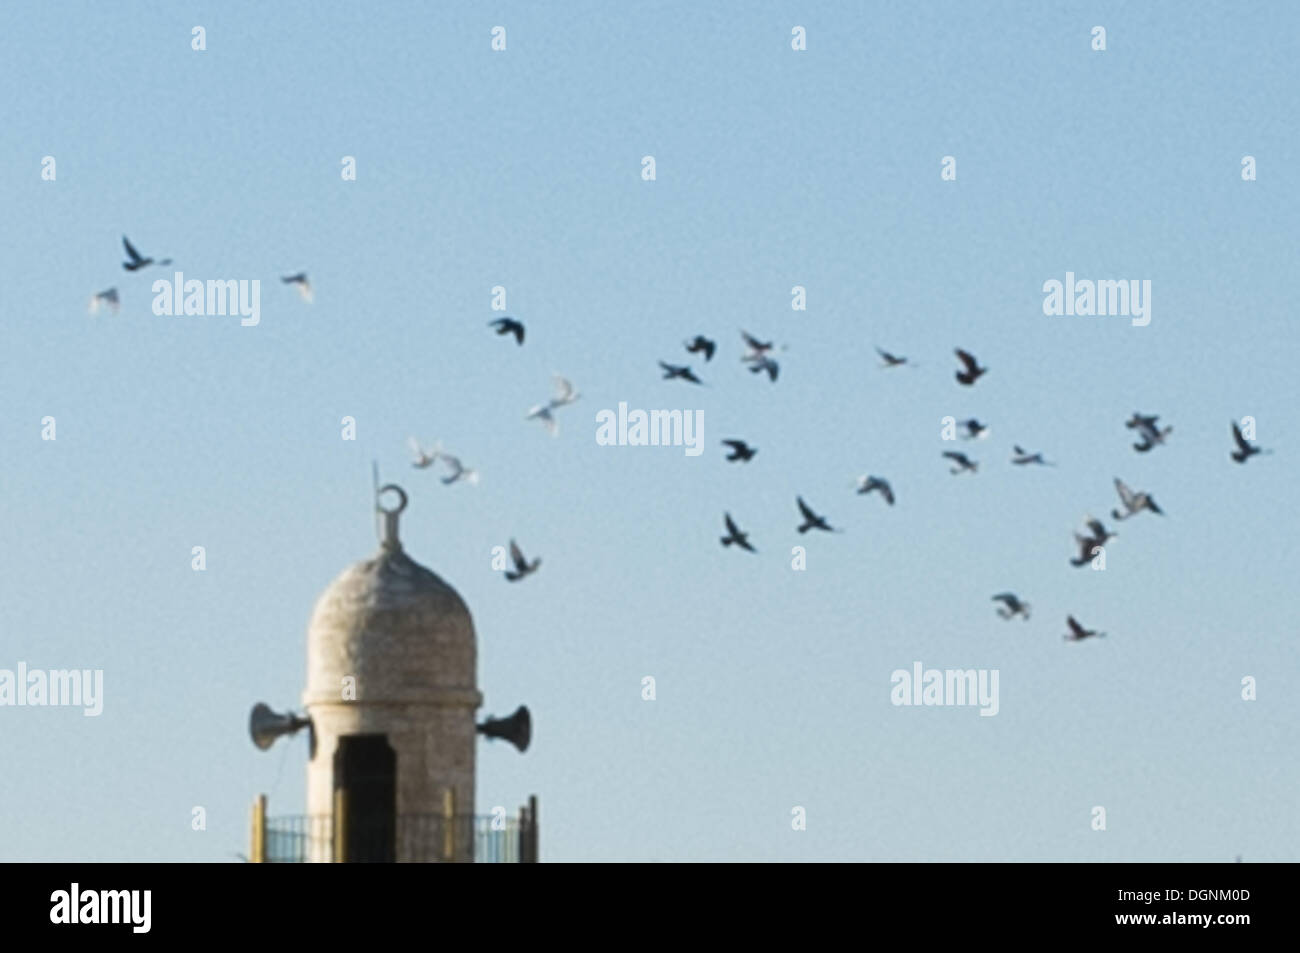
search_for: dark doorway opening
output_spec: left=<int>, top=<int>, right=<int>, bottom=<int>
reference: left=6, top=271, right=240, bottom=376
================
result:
left=333, top=734, right=396, bottom=862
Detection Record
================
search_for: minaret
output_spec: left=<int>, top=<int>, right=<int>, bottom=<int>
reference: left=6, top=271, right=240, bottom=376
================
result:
left=302, top=485, right=482, bottom=862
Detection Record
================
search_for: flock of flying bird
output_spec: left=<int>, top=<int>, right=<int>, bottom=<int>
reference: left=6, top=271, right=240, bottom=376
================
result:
left=409, top=317, right=1275, bottom=624
left=90, top=245, right=1273, bottom=623
left=655, top=334, right=1271, bottom=643
left=87, top=235, right=314, bottom=314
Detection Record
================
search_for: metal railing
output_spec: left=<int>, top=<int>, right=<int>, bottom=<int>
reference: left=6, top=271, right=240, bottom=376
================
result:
left=252, top=795, right=538, bottom=863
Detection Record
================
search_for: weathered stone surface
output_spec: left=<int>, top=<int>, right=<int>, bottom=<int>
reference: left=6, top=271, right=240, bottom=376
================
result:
left=303, top=540, right=481, bottom=861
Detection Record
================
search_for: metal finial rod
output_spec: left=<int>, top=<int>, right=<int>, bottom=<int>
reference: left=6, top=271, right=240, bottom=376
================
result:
left=376, top=483, right=408, bottom=548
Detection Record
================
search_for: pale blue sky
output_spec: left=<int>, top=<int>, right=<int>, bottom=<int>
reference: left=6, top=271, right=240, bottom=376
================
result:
left=1, top=2, right=1296, bottom=861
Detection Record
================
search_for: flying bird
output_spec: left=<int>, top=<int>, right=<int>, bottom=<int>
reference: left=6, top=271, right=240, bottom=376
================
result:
left=1112, top=478, right=1163, bottom=520
left=943, top=451, right=978, bottom=474
left=1084, top=516, right=1117, bottom=546
left=954, top=348, right=987, bottom=386
left=407, top=438, right=442, bottom=469
left=489, top=317, right=525, bottom=345
left=281, top=273, right=313, bottom=302
left=504, top=540, right=541, bottom=581
left=1011, top=445, right=1053, bottom=466
left=88, top=288, right=119, bottom=314
left=959, top=418, right=990, bottom=440
left=1064, top=616, right=1105, bottom=641
left=439, top=454, right=479, bottom=486
left=720, top=513, right=756, bottom=552
left=526, top=375, right=579, bottom=435
left=121, top=235, right=171, bottom=271
left=685, top=335, right=716, bottom=361
left=992, top=593, right=1030, bottom=620
left=1070, top=517, right=1116, bottom=567
left=747, top=355, right=779, bottom=382
left=796, top=497, right=839, bottom=534
left=1127, top=412, right=1172, bottom=452
left=876, top=348, right=910, bottom=368
left=1230, top=422, right=1270, bottom=464
left=855, top=475, right=894, bottom=505
left=739, top=330, right=775, bottom=360
left=659, top=361, right=704, bottom=384
left=722, top=440, right=757, bottom=462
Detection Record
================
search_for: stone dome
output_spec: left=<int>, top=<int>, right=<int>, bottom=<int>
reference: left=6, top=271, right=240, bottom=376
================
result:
left=303, top=488, right=479, bottom=708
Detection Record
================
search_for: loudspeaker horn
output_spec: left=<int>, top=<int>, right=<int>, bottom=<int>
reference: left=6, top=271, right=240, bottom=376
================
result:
left=477, top=704, right=531, bottom=753
left=249, top=702, right=311, bottom=751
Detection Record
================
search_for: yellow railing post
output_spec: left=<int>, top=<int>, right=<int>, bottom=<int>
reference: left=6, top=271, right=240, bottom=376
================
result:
left=250, top=794, right=267, bottom=863
left=333, top=789, right=348, bottom=863
left=442, top=788, right=456, bottom=862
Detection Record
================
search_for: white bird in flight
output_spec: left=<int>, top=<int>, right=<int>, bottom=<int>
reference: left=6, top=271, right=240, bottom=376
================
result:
left=88, top=288, right=120, bottom=314
left=408, top=438, right=442, bottom=469
left=526, top=375, right=579, bottom=435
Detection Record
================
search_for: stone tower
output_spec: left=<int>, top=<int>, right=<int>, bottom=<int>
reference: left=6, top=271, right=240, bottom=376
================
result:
left=302, top=485, right=481, bottom=862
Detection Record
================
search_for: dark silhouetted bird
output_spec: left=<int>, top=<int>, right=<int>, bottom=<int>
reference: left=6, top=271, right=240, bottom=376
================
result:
left=992, top=593, right=1030, bottom=620
left=659, top=361, right=704, bottom=384
left=685, top=335, right=716, bottom=361
left=1066, top=616, right=1107, bottom=639
left=954, top=348, right=987, bottom=386
left=1064, top=616, right=1105, bottom=641
left=855, top=475, right=894, bottom=505
left=489, top=317, right=525, bottom=345
left=121, top=235, right=172, bottom=271
left=504, top=540, right=541, bottom=581
left=439, top=454, right=479, bottom=486
left=876, top=347, right=910, bottom=368
left=1112, top=478, right=1163, bottom=520
left=721, top=513, right=756, bottom=552
left=740, top=330, right=775, bottom=359
left=722, top=440, right=757, bottom=462
left=281, top=272, right=313, bottom=302
left=1011, top=445, right=1053, bottom=466
left=1070, top=517, right=1116, bottom=566
left=1127, top=412, right=1172, bottom=451
left=959, top=418, right=990, bottom=440
left=1230, top=422, right=1270, bottom=464
left=748, top=355, right=779, bottom=381
left=943, top=451, right=978, bottom=474
left=796, top=497, right=838, bottom=534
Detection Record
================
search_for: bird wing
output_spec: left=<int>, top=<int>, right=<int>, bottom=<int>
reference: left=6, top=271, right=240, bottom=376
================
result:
left=1114, top=478, right=1135, bottom=507
left=658, top=361, right=676, bottom=374
left=552, top=376, right=574, bottom=402
left=122, top=236, right=144, bottom=263
left=880, top=482, right=895, bottom=505
left=703, top=340, right=716, bottom=360
left=724, top=513, right=741, bottom=536
left=796, top=497, right=817, bottom=521
left=509, top=540, right=526, bottom=570
left=740, top=330, right=762, bottom=351
left=1086, top=518, right=1106, bottom=538
left=721, top=440, right=742, bottom=451
left=1067, top=616, right=1085, bottom=637
left=954, top=348, right=978, bottom=373
left=942, top=451, right=967, bottom=464
left=1232, top=422, right=1250, bottom=452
